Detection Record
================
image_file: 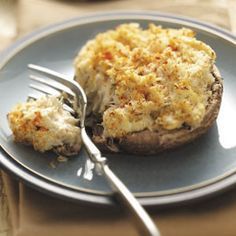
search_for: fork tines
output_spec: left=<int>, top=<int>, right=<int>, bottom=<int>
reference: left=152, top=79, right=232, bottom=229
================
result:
left=28, top=64, right=76, bottom=114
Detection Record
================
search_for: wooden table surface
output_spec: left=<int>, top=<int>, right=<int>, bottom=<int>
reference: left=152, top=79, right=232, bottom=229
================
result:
left=0, top=0, right=235, bottom=235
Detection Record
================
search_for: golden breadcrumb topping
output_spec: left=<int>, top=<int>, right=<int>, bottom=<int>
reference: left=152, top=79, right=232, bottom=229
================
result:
left=8, top=96, right=81, bottom=154
left=74, top=23, right=216, bottom=138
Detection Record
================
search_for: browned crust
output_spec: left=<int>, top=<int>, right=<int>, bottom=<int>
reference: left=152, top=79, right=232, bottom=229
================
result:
left=92, top=65, right=223, bottom=155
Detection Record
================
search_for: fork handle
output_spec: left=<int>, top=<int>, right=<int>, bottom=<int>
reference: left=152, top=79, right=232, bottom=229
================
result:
left=101, top=164, right=161, bottom=236
left=81, top=128, right=160, bottom=235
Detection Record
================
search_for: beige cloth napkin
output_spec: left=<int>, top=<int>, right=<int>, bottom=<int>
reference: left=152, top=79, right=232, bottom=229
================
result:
left=2, top=171, right=236, bottom=236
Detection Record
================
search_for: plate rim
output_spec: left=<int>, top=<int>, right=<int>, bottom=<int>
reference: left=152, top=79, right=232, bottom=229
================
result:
left=0, top=10, right=236, bottom=206
left=0, top=10, right=235, bottom=68
left=2, top=146, right=236, bottom=207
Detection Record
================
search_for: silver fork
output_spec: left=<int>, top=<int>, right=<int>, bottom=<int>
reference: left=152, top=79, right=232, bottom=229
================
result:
left=28, top=64, right=161, bottom=236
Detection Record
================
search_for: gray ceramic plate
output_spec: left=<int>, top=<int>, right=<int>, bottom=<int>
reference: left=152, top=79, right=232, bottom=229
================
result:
left=0, top=11, right=236, bottom=206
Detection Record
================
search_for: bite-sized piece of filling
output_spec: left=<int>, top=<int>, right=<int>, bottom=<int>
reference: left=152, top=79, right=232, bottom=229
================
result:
left=74, top=23, right=216, bottom=138
left=7, top=95, right=82, bottom=156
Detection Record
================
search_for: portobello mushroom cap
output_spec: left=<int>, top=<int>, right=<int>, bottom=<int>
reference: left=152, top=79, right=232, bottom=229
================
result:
left=91, top=65, right=223, bottom=155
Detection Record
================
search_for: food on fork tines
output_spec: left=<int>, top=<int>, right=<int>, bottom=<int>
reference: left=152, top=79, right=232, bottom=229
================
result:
left=74, top=23, right=223, bottom=154
left=7, top=96, right=82, bottom=156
